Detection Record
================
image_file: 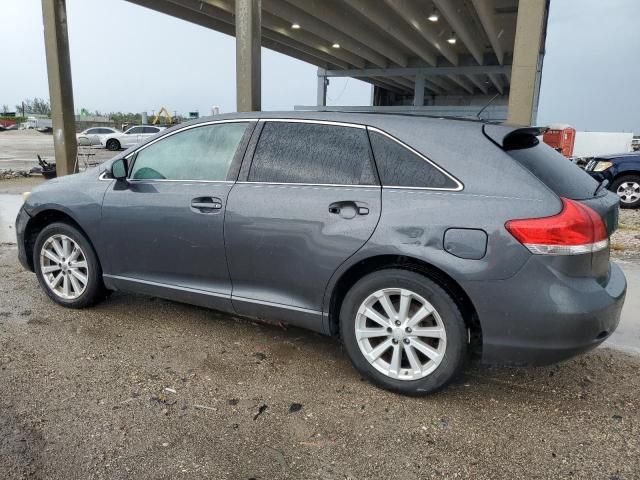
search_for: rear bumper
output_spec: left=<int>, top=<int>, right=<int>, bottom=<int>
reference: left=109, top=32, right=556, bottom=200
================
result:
left=15, top=206, right=32, bottom=271
left=463, top=258, right=626, bottom=366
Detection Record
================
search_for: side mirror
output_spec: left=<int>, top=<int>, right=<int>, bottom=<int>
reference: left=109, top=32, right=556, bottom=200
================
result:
left=111, top=158, right=128, bottom=181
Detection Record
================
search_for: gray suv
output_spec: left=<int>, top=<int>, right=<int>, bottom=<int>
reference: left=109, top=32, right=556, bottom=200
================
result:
left=15, top=112, right=626, bottom=395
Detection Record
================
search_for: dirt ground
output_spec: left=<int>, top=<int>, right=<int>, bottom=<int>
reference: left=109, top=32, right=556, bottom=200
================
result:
left=0, top=245, right=639, bottom=480
left=612, top=208, right=640, bottom=260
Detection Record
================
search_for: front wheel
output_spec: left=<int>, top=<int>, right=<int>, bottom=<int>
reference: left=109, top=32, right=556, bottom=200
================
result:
left=340, top=269, right=467, bottom=395
left=33, top=222, right=106, bottom=308
left=106, top=139, right=120, bottom=151
left=611, top=175, right=640, bottom=208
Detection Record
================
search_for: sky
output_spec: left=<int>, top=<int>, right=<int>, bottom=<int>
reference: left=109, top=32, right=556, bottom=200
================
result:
left=1, top=0, right=639, bottom=132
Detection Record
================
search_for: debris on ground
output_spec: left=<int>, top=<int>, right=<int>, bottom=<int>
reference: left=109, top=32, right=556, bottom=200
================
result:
left=288, top=403, right=303, bottom=414
left=253, top=404, right=268, bottom=420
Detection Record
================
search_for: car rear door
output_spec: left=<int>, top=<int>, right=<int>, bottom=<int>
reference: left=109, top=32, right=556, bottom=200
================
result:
left=142, top=126, right=161, bottom=142
left=122, top=126, right=144, bottom=147
left=224, top=120, right=381, bottom=331
left=100, top=121, right=253, bottom=312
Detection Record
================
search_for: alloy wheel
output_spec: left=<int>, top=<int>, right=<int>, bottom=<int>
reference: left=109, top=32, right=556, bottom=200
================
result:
left=616, top=181, right=640, bottom=204
left=355, top=288, right=447, bottom=381
left=39, top=234, right=89, bottom=300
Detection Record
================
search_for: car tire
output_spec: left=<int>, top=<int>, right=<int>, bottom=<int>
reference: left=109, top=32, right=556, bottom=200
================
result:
left=106, top=139, right=120, bottom=151
left=339, top=269, right=467, bottom=396
left=33, top=222, right=107, bottom=309
left=611, top=175, right=640, bottom=208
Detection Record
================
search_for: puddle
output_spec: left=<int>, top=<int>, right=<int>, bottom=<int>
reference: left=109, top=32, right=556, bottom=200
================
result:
left=0, top=194, right=22, bottom=244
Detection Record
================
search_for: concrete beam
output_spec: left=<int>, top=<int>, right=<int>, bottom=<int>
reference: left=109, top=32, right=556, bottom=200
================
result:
left=41, top=0, right=77, bottom=176
left=286, top=0, right=409, bottom=67
left=446, top=74, right=475, bottom=94
left=394, top=77, right=418, bottom=91
left=324, top=65, right=510, bottom=77
left=207, top=0, right=367, bottom=68
left=487, top=72, right=504, bottom=94
left=168, top=0, right=352, bottom=69
left=364, top=77, right=411, bottom=94
left=467, top=74, right=489, bottom=94
left=470, top=0, right=505, bottom=65
left=426, top=76, right=454, bottom=93
left=383, top=0, right=459, bottom=65
left=235, top=0, right=261, bottom=111
left=262, top=0, right=388, bottom=67
left=130, top=0, right=341, bottom=70
left=343, top=0, right=437, bottom=65
left=432, top=0, right=485, bottom=65
left=507, top=0, right=548, bottom=125
left=413, top=75, right=425, bottom=106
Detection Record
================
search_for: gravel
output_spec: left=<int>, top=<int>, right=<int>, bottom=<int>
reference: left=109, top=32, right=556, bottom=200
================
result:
left=612, top=209, right=640, bottom=260
left=0, top=245, right=639, bottom=479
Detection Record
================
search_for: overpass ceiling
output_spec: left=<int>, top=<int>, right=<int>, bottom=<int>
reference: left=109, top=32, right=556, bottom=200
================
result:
left=126, top=0, right=522, bottom=95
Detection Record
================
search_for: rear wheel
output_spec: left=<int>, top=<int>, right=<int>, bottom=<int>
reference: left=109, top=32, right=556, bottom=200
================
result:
left=340, top=269, right=467, bottom=395
left=34, top=222, right=106, bottom=308
left=106, top=139, right=120, bottom=151
left=611, top=175, right=640, bottom=208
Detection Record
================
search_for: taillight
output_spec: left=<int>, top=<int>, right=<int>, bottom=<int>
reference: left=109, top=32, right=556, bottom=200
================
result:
left=505, top=197, right=608, bottom=255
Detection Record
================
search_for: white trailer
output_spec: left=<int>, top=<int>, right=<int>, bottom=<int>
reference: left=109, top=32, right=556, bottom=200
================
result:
left=573, top=132, right=633, bottom=158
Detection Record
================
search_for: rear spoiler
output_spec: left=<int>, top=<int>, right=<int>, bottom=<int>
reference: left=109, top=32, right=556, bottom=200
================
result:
left=482, top=124, right=549, bottom=151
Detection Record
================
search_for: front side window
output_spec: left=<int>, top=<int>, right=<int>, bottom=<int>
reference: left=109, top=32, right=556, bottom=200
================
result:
left=248, top=122, right=375, bottom=185
left=369, top=131, right=459, bottom=189
left=130, top=122, right=248, bottom=181
left=126, top=127, right=143, bottom=134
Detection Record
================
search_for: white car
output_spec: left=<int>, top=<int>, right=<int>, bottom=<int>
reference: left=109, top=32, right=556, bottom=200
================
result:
left=101, top=125, right=167, bottom=151
left=76, top=127, right=120, bottom=146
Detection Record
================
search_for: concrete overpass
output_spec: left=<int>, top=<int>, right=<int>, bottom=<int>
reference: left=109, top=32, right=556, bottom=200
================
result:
left=41, top=0, right=549, bottom=176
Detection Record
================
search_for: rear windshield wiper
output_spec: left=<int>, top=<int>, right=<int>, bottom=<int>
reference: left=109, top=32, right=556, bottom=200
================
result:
left=594, top=179, right=609, bottom=197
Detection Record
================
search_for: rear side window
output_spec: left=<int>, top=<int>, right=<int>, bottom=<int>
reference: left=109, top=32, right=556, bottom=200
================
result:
left=143, top=127, right=160, bottom=134
left=508, top=144, right=598, bottom=200
left=369, top=131, right=459, bottom=189
left=248, top=122, right=376, bottom=185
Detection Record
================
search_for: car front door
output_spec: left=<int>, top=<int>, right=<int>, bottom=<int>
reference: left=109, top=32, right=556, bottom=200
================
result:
left=224, top=120, right=382, bottom=331
left=100, top=120, right=253, bottom=312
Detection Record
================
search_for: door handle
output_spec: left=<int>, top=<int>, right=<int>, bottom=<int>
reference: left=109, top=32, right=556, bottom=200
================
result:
left=328, top=201, right=369, bottom=217
left=191, top=197, right=222, bottom=213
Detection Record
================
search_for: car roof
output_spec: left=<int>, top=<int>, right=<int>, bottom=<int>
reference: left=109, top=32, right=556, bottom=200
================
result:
left=163, top=111, right=498, bottom=138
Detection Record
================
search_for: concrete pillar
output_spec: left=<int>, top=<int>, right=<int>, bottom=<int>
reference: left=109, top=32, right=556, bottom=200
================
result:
left=507, top=0, right=548, bottom=126
left=317, top=68, right=327, bottom=107
left=235, top=0, right=261, bottom=112
left=413, top=74, right=425, bottom=107
left=42, top=0, right=77, bottom=176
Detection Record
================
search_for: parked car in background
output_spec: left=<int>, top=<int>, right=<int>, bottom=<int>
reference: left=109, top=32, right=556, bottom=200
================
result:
left=585, top=152, right=640, bottom=208
left=100, top=125, right=166, bottom=151
left=76, top=127, right=120, bottom=146
left=15, top=113, right=626, bottom=395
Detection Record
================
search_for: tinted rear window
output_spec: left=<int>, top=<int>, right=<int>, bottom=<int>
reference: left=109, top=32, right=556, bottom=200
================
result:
left=369, top=131, right=458, bottom=189
left=249, top=122, right=376, bottom=185
left=508, top=143, right=599, bottom=200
